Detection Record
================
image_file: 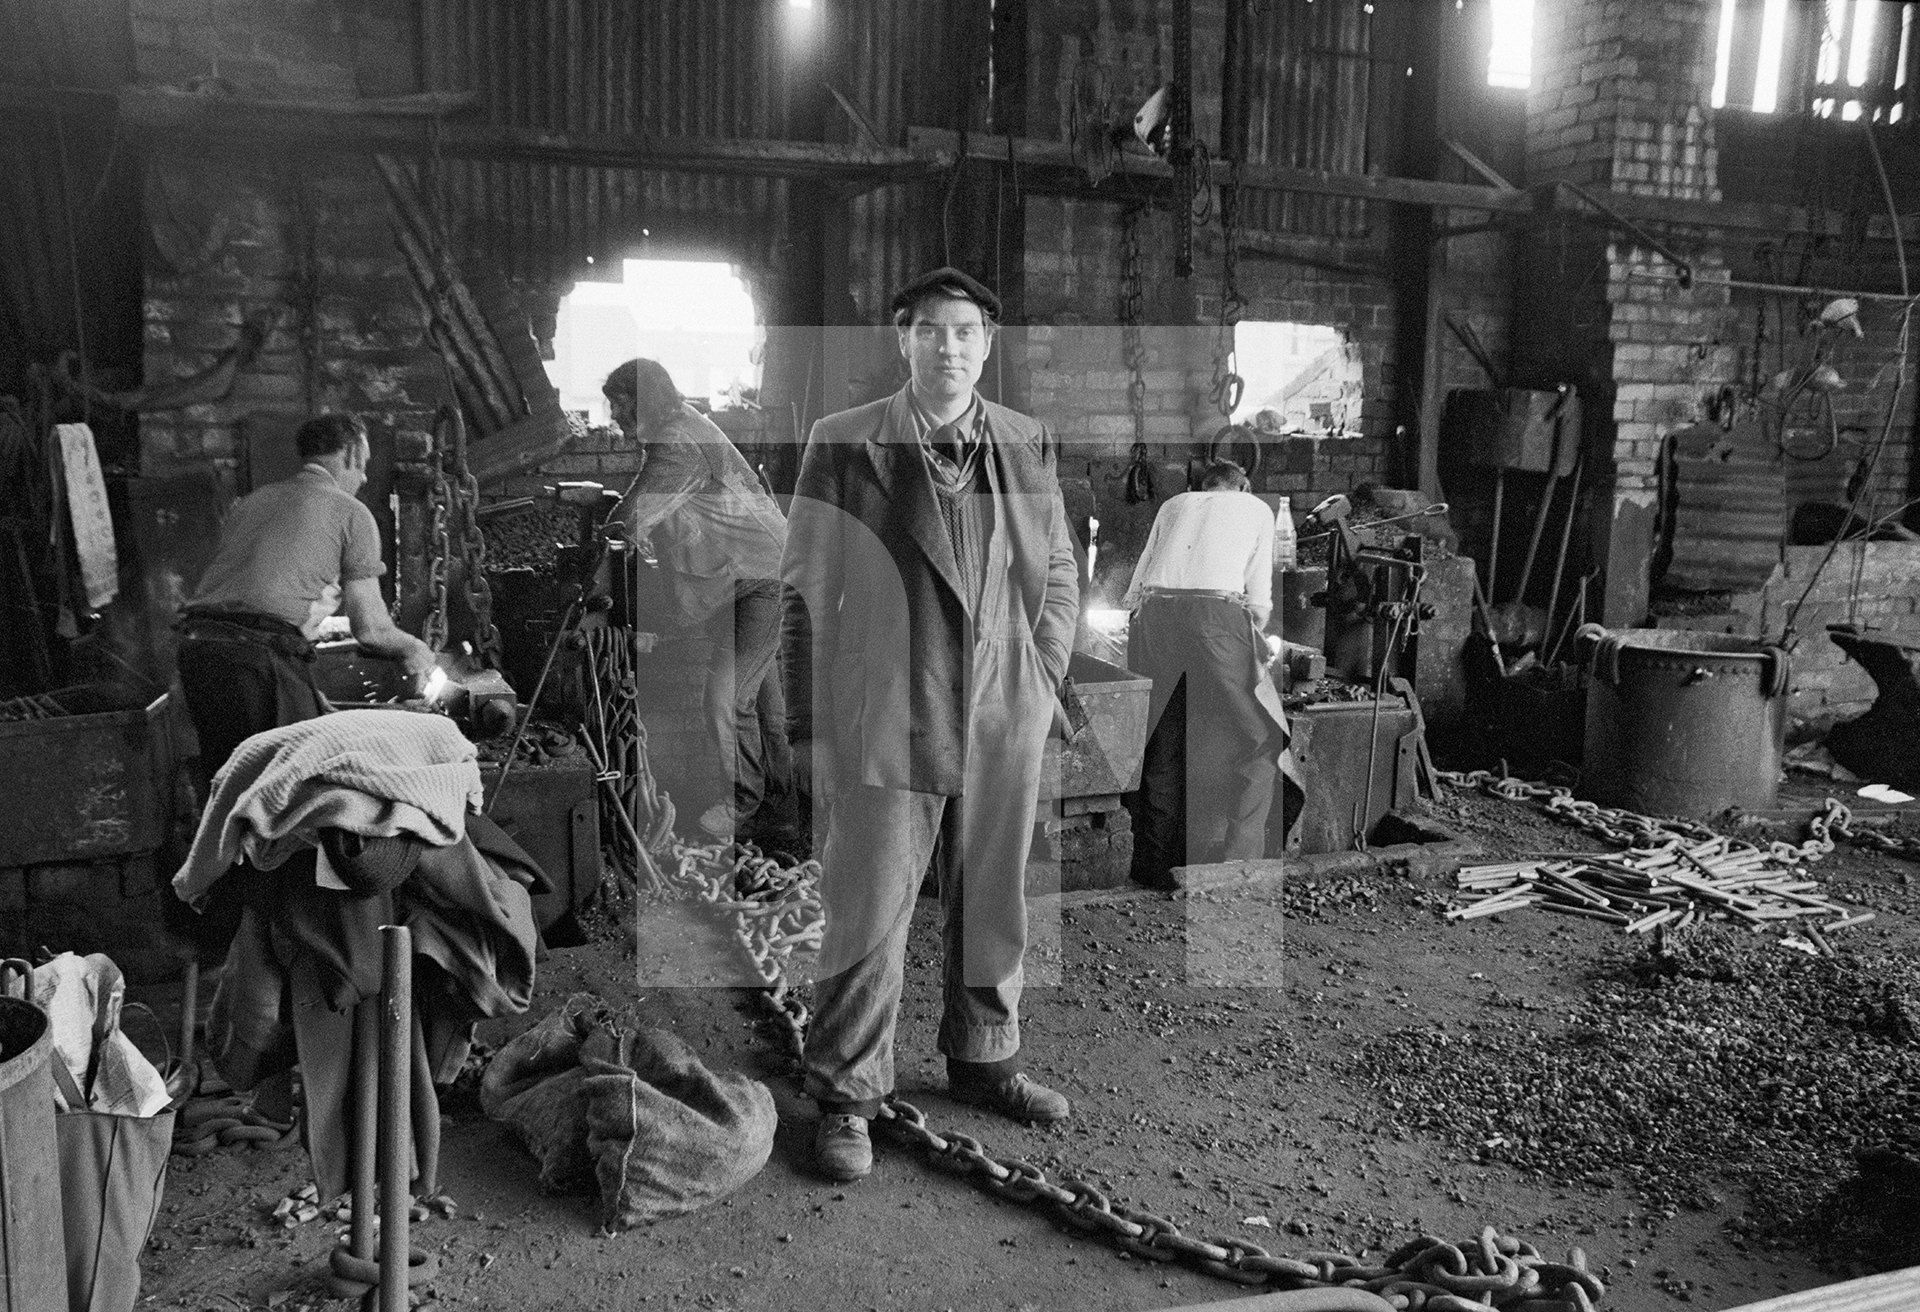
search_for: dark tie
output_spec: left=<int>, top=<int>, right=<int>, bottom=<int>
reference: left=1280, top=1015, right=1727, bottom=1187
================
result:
left=931, top=422, right=966, bottom=469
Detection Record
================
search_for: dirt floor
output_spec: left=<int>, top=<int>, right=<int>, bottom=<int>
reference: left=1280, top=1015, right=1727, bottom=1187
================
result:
left=132, top=776, right=1920, bottom=1312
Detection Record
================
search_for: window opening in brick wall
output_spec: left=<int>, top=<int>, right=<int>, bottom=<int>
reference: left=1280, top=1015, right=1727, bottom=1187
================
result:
left=1714, top=0, right=1915, bottom=119
left=1232, top=322, right=1362, bottom=437
left=545, top=258, right=762, bottom=424
left=1487, top=0, right=1533, bottom=88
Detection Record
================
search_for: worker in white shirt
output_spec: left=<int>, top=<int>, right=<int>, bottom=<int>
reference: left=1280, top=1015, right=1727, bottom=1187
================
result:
left=1121, top=459, right=1289, bottom=887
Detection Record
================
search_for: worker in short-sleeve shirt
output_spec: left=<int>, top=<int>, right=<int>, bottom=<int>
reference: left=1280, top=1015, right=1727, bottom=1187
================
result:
left=178, top=413, right=434, bottom=780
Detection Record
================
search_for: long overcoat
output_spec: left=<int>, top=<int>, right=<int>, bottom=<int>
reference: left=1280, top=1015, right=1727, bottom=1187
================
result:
left=779, top=387, right=1080, bottom=795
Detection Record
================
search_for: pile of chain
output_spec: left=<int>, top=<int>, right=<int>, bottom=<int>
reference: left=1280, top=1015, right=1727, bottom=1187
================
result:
left=1438, top=770, right=1843, bottom=865
left=171, top=1086, right=300, bottom=1157
left=1808, top=799, right=1920, bottom=865
left=668, top=840, right=821, bottom=1054
left=1446, top=765, right=1920, bottom=893
left=659, top=842, right=1612, bottom=1309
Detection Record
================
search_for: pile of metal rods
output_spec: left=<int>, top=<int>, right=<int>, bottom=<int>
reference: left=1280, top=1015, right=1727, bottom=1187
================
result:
left=0, top=691, right=65, bottom=722
left=1450, top=836, right=1874, bottom=952
left=579, top=625, right=676, bottom=897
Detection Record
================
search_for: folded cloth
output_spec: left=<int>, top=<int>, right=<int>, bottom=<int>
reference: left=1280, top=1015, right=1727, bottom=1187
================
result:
left=174, top=709, right=482, bottom=905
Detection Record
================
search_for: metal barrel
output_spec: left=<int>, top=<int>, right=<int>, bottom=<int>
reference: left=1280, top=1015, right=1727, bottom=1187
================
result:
left=1579, top=625, right=1790, bottom=817
left=0, top=994, right=67, bottom=1310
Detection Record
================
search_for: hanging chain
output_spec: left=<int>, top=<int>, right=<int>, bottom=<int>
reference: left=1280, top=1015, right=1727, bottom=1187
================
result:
left=446, top=405, right=502, bottom=667
left=1120, top=205, right=1154, bottom=503
left=1210, top=160, right=1246, bottom=421
left=422, top=409, right=455, bottom=654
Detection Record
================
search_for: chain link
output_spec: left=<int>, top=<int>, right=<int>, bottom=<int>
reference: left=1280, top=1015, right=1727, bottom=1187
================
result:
left=444, top=406, right=502, bottom=667
left=659, top=835, right=1611, bottom=1307
left=1438, top=769, right=1845, bottom=867
left=422, top=410, right=454, bottom=654
left=1213, top=159, right=1246, bottom=423
left=1120, top=205, right=1153, bottom=504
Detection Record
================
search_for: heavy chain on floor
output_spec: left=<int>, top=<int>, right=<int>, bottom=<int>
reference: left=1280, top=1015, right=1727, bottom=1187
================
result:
left=663, top=842, right=1610, bottom=1310
left=1444, top=767, right=1920, bottom=867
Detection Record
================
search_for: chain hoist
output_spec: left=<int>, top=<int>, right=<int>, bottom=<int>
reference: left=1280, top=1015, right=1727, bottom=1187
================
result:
left=1120, top=204, right=1154, bottom=504
left=446, top=405, right=502, bottom=667
left=422, top=409, right=455, bottom=654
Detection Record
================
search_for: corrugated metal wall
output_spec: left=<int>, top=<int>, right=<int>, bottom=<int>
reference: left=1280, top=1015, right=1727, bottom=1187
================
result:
left=416, top=0, right=970, bottom=317
left=838, top=0, right=961, bottom=323
left=418, top=0, right=798, bottom=285
left=1240, top=0, right=1394, bottom=239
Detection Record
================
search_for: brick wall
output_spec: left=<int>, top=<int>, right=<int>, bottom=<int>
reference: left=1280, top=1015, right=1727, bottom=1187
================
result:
left=1523, top=0, right=1750, bottom=625
left=132, top=0, right=441, bottom=595
left=86, top=0, right=439, bottom=976
left=1658, top=543, right=1920, bottom=731
left=1022, top=196, right=1399, bottom=603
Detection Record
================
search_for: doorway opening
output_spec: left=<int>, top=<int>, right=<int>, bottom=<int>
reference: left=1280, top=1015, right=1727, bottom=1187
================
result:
left=546, top=258, right=762, bottom=424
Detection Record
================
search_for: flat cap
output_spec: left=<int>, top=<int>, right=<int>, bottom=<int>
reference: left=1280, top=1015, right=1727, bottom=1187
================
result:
left=889, top=266, right=1002, bottom=323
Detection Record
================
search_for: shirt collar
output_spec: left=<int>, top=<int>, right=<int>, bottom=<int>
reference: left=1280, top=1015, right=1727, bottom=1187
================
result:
left=904, top=387, right=982, bottom=443
left=298, top=463, right=338, bottom=487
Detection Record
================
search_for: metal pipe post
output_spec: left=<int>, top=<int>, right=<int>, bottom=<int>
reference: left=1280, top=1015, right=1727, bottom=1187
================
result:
left=177, top=958, right=199, bottom=1072
left=378, top=926, right=413, bottom=1312
left=350, top=998, right=379, bottom=1311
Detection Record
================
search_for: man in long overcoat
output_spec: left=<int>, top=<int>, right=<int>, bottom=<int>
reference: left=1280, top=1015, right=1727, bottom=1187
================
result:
left=780, top=267, right=1080, bottom=1181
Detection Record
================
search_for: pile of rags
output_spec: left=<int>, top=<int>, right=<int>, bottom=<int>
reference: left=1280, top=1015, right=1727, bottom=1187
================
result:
left=173, top=709, right=548, bottom=1201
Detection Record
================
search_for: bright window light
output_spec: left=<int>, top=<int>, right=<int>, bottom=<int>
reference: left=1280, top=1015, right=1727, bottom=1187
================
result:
left=1754, top=0, right=1791, bottom=111
left=1232, top=322, right=1362, bottom=436
left=1900, top=2, right=1914, bottom=88
left=546, top=259, right=762, bottom=424
left=788, top=0, right=812, bottom=8
left=1848, top=0, right=1879, bottom=85
left=1712, top=0, right=1738, bottom=108
left=1820, top=0, right=1848, bottom=84
left=1487, top=0, right=1533, bottom=88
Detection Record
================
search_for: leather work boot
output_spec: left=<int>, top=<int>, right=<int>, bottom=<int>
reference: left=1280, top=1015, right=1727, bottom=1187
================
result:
left=813, top=1113, right=872, bottom=1181
left=950, top=1071, right=1072, bottom=1124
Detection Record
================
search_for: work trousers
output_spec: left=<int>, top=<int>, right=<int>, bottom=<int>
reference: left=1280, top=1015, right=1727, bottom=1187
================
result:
left=701, top=578, right=788, bottom=824
left=802, top=517, right=1053, bottom=1109
left=802, top=779, right=1043, bottom=1109
left=1125, top=593, right=1279, bottom=884
left=172, top=624, right=327, bottom=960
left=176, top=627, right=326, bottom=780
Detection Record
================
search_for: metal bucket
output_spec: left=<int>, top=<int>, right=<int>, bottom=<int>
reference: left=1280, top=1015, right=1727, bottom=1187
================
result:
left=0, top=994, right=68, bottom=1310
left=1578, top=625, right=1789, bottom=817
